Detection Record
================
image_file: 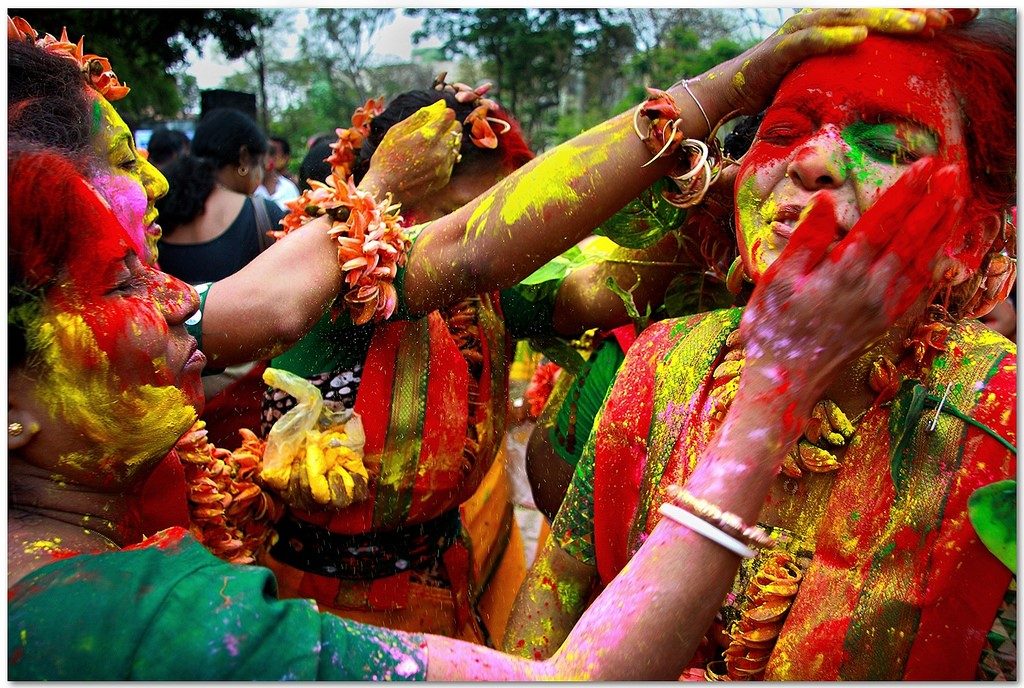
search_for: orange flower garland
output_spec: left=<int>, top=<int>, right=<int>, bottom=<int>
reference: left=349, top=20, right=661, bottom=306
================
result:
left=277, top=98, right=409, bottom=325
left=722, top=551, right=803, bottom=680
left=8, top=16, right=130, bottom=101
left=173, top=421, right=283, bottom=564
left=327, top=96, right=385, bottom=179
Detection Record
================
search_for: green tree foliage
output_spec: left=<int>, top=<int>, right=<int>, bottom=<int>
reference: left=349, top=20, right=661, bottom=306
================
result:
left=619, top=25, right=750, bottom=112
left=9, top=9, right=266, bottom=123
left=408, top=8, right=628, bottom=149
left=407, top=8, right=755, bottom=149
left=301, top=8, right=395, bottom=104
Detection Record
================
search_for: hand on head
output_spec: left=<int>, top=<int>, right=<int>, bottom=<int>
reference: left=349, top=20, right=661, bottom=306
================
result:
left=362, top=100, right=462, bottom=208
left=691, top=8, right=961, bottom=125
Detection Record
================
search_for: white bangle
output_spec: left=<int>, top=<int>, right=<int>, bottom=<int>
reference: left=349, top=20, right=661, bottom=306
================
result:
left=658, top=502, right=757, bottom=559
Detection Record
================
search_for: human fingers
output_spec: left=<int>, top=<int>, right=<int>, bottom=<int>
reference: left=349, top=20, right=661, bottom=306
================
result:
left=761, top=193, right=839, bottom=286
left=865, top=165, right=963, bottom=317
left=890, top=168, right=964, bottom=314
left=829, top=157, right=940, bottom=265
left=394, top=100, right=456, bottom=139
left=781, top=8, right=928, bottom=35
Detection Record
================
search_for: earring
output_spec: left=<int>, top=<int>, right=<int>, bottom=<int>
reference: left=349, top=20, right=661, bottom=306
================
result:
left=726, top=255, right=750, bottom=295
left=237, top=166, right=249, bottom=177
left=9, top=422, right=23, bottom=437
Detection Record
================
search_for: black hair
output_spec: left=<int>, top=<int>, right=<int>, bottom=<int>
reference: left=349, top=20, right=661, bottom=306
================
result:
left=723, top=112, right=764, bottom=160
left=193, top=108, right=268, bottom=168
left=156, top=108, right=268, bottom=234
left=147, top=128, right=190, bottom=169
left=351, top=90, right=508, bottom=185
left=8, top=40, right=93, bottom=163
left=298, top=139, right=334, bottom=192
left=269, top=135, right=291, bottom=157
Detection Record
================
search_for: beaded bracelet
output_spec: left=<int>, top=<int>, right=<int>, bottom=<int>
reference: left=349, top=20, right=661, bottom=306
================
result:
left=666, top=484, right=775, bottom=550
left=658, top=501, right=757, bottom=559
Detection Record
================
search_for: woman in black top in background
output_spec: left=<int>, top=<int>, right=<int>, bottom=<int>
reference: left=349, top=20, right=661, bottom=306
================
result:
left=156, top=108, right=285, bottom=284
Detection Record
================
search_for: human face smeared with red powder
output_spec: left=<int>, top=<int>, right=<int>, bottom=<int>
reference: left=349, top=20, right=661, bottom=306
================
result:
left=23, top=180, right=205, bottom=490
left=734, top=35, right=968, bottom=282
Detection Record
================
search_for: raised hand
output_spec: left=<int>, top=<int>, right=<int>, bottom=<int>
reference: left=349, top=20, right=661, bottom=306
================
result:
left=738, top=157, right=964, bottom=413
left=693, top=8, right=956, bottom=121
left=360, top=99, right=463, bottom=209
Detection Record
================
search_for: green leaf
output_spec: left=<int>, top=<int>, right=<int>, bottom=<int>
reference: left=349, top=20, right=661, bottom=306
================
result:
left=527, top=336, right=586, bottom=375
left=661, top=269, right=734, bottom=318
left=594, top=178, right=687, bottom=249
left=888, top=381, right=929, bottom=495
left=519, top=246, right=589, bottom=285
left=968, top=479, right=1016, bottom=573
left=604, top=276, right=651, bottom=332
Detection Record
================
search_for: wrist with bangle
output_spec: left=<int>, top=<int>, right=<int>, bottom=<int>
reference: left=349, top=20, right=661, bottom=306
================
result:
left=658, top=484, right=779, bottom=559
left=632, top=79, right=737, bottom=209
left=277, top=101, right=411, bottom=326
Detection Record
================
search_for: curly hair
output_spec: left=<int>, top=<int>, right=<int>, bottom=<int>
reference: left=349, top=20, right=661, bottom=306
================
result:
left=8, top=40, right=93, bottom=163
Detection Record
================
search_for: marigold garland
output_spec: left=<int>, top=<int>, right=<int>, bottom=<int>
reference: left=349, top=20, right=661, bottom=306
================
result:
left=173, top=421, right=283, bottom=564
left=8, top=16, right=130, bottom=101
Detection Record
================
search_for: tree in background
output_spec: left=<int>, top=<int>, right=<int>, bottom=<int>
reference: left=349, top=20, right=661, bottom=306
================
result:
left=407, top=8, right=759, bottom=150
left=9, top=8, right=266, bottom=125
left=302, top=8, right=395, bottom=105
left=408, top=8, right=629, bottom=149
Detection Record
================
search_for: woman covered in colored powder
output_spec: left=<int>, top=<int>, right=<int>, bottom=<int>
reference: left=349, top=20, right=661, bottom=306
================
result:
left=250, top=10, right=953, bottom=646
left=505, top=15, right=1017, bottom=681
left=7, top=16, right=461, bottom=541
left=258, top=87, right=546, bottom=645
left=6, top=17, right=459, bottom=372
left=10, top=8, right=955, bottom=679
left=4, top=139, right=933, bottom=679
left=258, top=84, right=694, bottom=644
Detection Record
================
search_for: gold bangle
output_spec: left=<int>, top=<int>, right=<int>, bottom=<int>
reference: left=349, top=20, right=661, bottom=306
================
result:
left=665, top=484, right=775, bottom=550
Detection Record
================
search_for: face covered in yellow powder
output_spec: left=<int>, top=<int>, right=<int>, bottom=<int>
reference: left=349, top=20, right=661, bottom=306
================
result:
left=89, top=92, right=170, bottom=266
left=22, top=176, right=204, bottom=490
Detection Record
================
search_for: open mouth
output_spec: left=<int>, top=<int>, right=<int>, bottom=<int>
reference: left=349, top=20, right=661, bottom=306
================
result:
left=768, top=205, right=802, bottom=242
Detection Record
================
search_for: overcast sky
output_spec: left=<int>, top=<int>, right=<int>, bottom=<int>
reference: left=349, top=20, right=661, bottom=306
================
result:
left=185, top=11, right=429, bottom=90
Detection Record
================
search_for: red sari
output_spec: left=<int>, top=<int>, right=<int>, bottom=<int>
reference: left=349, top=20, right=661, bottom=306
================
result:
left=590, top=308, right=1015, bottom=680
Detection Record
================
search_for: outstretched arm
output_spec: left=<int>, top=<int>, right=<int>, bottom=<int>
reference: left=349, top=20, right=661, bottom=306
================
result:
left=403, top=8, right=948, bottom=317
left=195, top=104, right=462, bottom=367
left=425, top=152, right=964, bottom=681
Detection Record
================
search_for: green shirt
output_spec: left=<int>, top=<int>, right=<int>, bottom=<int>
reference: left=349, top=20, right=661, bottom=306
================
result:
left=8, top=528, right=428, bottom=680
